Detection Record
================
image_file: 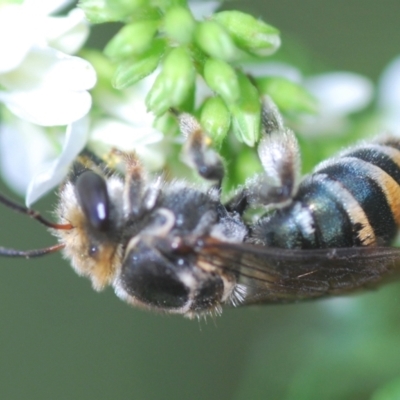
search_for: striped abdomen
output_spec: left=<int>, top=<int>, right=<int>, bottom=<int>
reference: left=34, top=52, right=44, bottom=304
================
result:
left=253, top=138, right=400, bottom=249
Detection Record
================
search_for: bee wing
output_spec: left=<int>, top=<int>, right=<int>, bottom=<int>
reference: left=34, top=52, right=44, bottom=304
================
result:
left=199, top=239, right=400, bottom=305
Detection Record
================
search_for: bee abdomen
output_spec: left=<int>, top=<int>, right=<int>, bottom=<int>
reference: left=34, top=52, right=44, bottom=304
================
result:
left=254, top=141, right=400, bottom=249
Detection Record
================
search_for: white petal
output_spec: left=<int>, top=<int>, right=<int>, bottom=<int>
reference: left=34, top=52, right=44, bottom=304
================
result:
left=44, top=9, right=90, bottom=54
left=26, top=117, right=89, bottom=206
left=305, top=72, right=373, bottom=115
left=38, top=53, right=97, bottom=91
left=0, top=89, right=92, bottom=126
left=89, top=119, right=165, bottom=171
left=23, top=0, right=74, bottom=16
left=378, top=56, right=400, bottom=111
left=298, top=113, right=349, bottom=137
left=0, top=120, right=55, bottom=195
left=243, top=61, right=303, bottom=83
left=97, top=91, right=154, bottom=127
left=97, top=73, right=155, bottom=125
left=0, top=48, right=97, bottom=92
left=0, top=5, right=36, bottom=73
left=90, top=119, right=163, bottom=150
left=188, top=1, right=221, bottom=18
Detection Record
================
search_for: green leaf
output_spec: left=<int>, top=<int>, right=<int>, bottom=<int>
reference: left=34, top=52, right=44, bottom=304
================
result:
left=104, top=20, right=159, bottom=61
left=203, top=58, right=240, bottom=103
left=200, top=96, right=230, bottom=148
left=213, top=10, right=281, bottom=56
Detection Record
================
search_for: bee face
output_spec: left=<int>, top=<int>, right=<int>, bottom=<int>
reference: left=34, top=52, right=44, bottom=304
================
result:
left=55, top=171, right=125, bottom=290
left=2, top=100, right=400, bottom=318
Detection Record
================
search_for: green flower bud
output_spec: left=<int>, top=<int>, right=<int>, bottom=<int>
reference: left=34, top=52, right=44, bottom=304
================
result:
left=200, top=96, right=230, bottom=148
left=234, top=147, right=264, bottom=184
left=163, top=6, right=196, bottom=44
left=80, top=49, right=115, bottom=87
left=146, top=47, right=195, bottom=115
left=228, top=73, right=261, bottom=146
left=153, top=113, right=180, bottom=137
left=78, top=0, right=145, bottom=23
left=104, top=20, right=159, bottom=61
left=203, top=59, right=239, bottom=103
left=129, top=6, right=162, bottom=22
left=256, top=77, right=317, bottom=114
left=213, top=11, right=280, bottom=56
left=194, top=20, right=237, bottom=61
left=113, top=40, right=165, bottom=89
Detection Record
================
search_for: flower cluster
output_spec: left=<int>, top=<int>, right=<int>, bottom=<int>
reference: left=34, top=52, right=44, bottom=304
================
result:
left=80, top=0, right=282, bottom=147
left=0, top=0, right=398, bottom=207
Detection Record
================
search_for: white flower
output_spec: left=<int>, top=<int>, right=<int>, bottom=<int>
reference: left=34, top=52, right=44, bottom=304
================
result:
left=0, top=0, right=98, bottom=204
left=15, top=73, right=164, bottom=206
left=0, top=118, right=56, bottom=195
left=188, top=1, right=221, bottom=18
left=0, top=116, right=89, bottom=206
left=377, top=55, right=400, bottom=135
left=26, top=117, right=90, bottom=206
left=0, top=0, right=96, bottom=126
left=244, top=61, right=373, bottom=136
left=302, top=72, right=373, bottom=135
left=90, top=73, right=165, bottom=171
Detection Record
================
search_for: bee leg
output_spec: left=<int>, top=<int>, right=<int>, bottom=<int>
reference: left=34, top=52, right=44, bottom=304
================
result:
left=254, top=96, right=301, bottom=203
left=108, top=149, right=149, bottom=216
left=226, top=97, right=301, bottom=214
left=177, top=112, right=225, bottom=189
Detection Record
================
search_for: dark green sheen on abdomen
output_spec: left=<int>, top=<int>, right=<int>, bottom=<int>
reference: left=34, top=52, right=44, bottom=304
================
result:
left=253, top=141, right=400, bottom=249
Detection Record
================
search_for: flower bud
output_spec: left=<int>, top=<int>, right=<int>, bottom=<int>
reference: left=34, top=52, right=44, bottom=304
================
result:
left=228, top=73, right=261, bottom=146
left=104, top=20, right=159, bottom=61
left=79, top=0, right=145, bottom=23
left=146, top=47, right=195, bottom=115
left=213, top=11, right=280, bottom=56
left=194, top=20, right=237, bottom=61
left=234, top=147, right=263, bottom=184
left=113, top=40, right=165, bottom=89
left=256, top=76, right=317, bottom=113
left=203, top=58, right=239, bottom=103
left=163, top=6, right=196, bottom=44
left=200, top=96, right=230, bottom=148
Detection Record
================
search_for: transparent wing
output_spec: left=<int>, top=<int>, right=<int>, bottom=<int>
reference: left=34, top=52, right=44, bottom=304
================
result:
left=198, top=238, right=400, bottom=305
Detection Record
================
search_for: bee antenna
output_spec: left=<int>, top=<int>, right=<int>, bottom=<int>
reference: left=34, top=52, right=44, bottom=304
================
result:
left=0, top=192, right=72, bottom=230
left=0, top=243, right=65, bottom=258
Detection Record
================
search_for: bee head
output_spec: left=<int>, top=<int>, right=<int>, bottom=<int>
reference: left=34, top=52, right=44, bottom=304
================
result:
left=55, top=170, right=125, bottom=291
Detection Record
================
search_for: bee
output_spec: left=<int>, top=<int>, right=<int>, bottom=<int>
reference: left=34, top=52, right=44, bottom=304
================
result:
left=1, top=97, right=400, bottom=318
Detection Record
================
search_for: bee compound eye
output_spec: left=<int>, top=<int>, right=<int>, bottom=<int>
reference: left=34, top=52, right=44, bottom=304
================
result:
left=75, top=171, right=110, bottom=231
left=121, top=247, right=190, bottom=309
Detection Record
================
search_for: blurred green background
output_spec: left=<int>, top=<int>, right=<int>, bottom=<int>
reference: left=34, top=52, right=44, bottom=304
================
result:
left=1, top=1, right=400, bottom=399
